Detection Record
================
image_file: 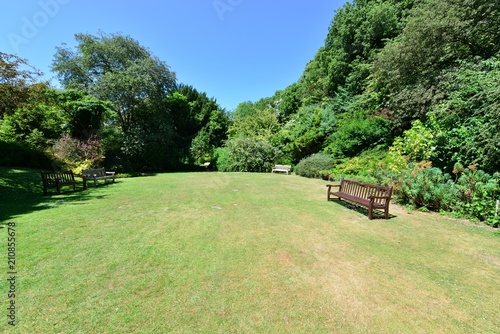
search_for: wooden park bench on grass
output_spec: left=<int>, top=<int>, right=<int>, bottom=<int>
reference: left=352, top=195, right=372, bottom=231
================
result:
left=326, top=179, right=393, bottom=219
left=272, top=164, right=292, bottom=175
left=40, top=170, right=78, bottom=195
left=82, top=168, right=115, bottom=188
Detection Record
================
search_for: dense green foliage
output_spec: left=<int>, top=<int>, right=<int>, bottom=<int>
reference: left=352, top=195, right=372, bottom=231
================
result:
left=213, top=137, right=281, bottom=173
left=294, top=153, right=334, bottom=179
left=1, top=33, right=229, bottom=171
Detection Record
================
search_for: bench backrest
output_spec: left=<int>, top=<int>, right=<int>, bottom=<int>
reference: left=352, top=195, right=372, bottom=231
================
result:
left=340, top=179, right=392, bottom=204
left=82, top=168, right=106, bottom=178
left=40, top=170, right=75, bottom=185
left=274, top=165, right=291, bottom=170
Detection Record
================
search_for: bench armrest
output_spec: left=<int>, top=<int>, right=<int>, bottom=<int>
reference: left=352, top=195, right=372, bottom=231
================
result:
left=326, top=184, right=340, bottom=188
left=105, top=172, right=115, bottom=176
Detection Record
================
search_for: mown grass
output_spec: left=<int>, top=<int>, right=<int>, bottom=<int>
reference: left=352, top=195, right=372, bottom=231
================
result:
left=0, top=168, right=499, bottom=333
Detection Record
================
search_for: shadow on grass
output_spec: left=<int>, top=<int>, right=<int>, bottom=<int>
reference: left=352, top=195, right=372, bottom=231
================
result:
left=328, top=198, right=397, bottom=220
left=0, top=167, right=108, bottom=223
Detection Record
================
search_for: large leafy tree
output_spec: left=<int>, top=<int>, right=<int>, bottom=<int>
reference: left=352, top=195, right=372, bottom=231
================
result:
left=52, top=32, right=177, bottom=169
left=52, top=32, right=176, bottom=133
left=298, top=0, right=408, bottom=102
left=167, top=84, right=230, bottom=163
left=0, top=52, right=47, bottom=116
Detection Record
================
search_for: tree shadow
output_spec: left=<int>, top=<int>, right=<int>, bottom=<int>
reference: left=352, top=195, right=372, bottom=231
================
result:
left=0, top=168, right=106, bottom=223
left=328, top=198, right=397, bottom=220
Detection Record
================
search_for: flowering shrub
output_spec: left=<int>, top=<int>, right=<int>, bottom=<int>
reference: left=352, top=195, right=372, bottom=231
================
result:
left=52, top=134, right=104, bottom=173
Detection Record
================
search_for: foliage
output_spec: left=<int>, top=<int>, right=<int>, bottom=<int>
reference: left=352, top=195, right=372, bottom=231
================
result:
left=52, top=32, right=176, bottom=132
left=324, top=112, right=389, bottom=158
left=0, top=96, right=67, bottom=149
left=0, top=52, right=47, bottom=116
left=453, top=164, right=500, bottom=227
left=52, top=32, right=181, bottom=170
left=212, top=147, right=231, bottom=172
left=390, top=120, right=435, bottom=162
left=48, top=89, right=115, bottom=140
left=121, top=116, right=176, bottom=171
left=52, top=134, right=104, bottom=174
left=228, top=108, right=279, bottom=141
left=389, top=161, right=458, bottom=211
left=298, top=0, right=408, bottom=101
left=278, top=105, right=325, bottom=163
left=383, top=161, right=500, bottom=227
left=169, top=85, right=229, bottom=163
left=190, top=109, right=229, bottom=163
left=429, top=56, right=500, bottom=173
left=294, top=153, right=334, bottom=179
left=218, top=138, right=281, bottom=173
left=372, top=0, right=500, bottom=134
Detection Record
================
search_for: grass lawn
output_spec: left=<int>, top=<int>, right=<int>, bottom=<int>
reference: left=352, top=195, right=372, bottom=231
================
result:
left=0, top=168, right=499, bottom=333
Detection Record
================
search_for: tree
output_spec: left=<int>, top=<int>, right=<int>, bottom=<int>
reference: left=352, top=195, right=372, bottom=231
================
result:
left=49, top=89, right=115, bottom=140
left=228, top=108, right=280, bottom=141
left=52, top=32, right=177, bottom=169
left=372, top=0, right=500, bottom=133
left=167, top=84, right=230, bottom=163
left=0, top=52, right=47, bottom=116
left=0, top=93, right=66, bottom=149
left=52, top=32, right=176, bottom=133
left=298, top=0, right=408, bottom=102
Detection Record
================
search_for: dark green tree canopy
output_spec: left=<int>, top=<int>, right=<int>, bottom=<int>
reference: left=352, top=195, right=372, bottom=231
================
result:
left=52, top=32, right=177, bottom=133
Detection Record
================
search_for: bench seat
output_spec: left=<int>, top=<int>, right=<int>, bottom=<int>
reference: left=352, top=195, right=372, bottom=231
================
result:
left=82, top=168, right=115, bottom=187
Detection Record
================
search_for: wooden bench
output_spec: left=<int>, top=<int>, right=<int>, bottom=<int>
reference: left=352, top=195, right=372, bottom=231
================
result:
left=82, top=168, right=115, bottom=187
left=40, top=170, right=78, bottom=195
left=326, top=179, right=393, bottom=219
left=272, top=164, right=292, bottom=175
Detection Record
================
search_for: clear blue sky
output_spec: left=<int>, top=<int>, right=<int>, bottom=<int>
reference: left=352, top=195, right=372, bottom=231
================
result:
left=1, top=0, right=345, bottom=111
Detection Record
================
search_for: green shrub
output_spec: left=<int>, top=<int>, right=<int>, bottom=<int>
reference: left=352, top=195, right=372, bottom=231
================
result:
left=453, top=164, right=500, bottom=227
left=212, top=147, right=231, bottom=172
left=324, top=112, right=390, bottom=158
left=392, top=161, right=458, bottom=211
left=216, top=138, right=281, bottom=173
left=390, top=120, right=435, bottom=162
left=295, top=153, right=334, bottom=178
